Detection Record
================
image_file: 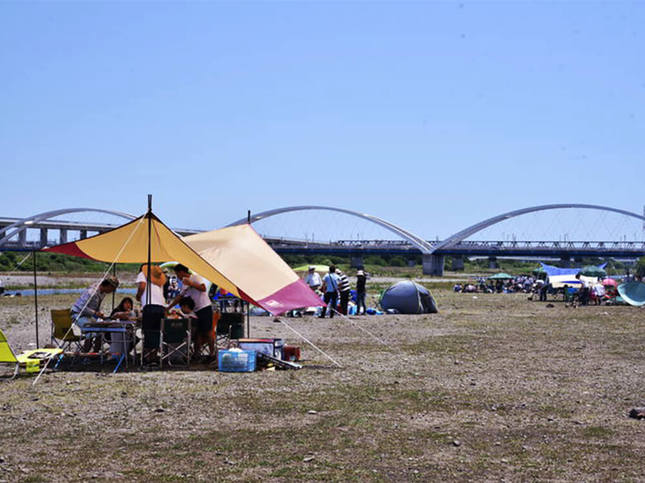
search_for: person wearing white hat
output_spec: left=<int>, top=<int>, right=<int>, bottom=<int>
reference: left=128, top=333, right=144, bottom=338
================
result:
left=305, top=266, right=322, bottom=293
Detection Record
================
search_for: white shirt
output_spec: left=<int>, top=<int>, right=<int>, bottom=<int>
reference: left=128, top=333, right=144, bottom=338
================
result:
left=136, top=271, right=165, bottom=307
left=305, top=272, right=322, bottom=288
left=179, top=274, right=211, bottom=312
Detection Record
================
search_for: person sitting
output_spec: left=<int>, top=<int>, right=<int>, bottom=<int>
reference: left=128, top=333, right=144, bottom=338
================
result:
left=110, top=297, right=138, bottom=321
left=71, top=276, right=119, bottom=353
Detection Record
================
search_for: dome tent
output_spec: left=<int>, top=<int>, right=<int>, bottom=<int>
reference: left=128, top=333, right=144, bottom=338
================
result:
left=379, top=281, right=438, bottom=314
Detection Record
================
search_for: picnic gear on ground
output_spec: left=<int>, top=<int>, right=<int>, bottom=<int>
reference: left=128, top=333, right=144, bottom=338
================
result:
left=379, top=281, right=438, bottom=314
left=1, top=329, right=62, bottom=379
left=218, top=348, right=257, bottom=372
left=238, top=338, right=285, bottom=359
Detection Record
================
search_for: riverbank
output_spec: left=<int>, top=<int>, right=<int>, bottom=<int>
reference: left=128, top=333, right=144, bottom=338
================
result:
left=1, top=282, right=644, bottom=480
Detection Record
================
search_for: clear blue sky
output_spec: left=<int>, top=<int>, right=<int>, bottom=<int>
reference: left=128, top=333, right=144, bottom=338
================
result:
left=1, top=1, right=644, bottom=239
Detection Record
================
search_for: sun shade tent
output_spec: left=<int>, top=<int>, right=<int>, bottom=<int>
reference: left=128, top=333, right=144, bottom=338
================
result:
left=379, top=281, right=438, bottom=314
left=43, top=212, right=323, bottom=315
left=617, top=281, right=645, bottom=307
left=182, top=224, right=323, bottom=314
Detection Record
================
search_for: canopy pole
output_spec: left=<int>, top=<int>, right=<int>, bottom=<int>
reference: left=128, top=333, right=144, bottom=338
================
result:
left=246, top=209, right=251, bottom=337
left=111, top=263, right=116, bottom=312
left=143, top=194, right=153, bottom=366
left=33, top=250, right=39, bottom=348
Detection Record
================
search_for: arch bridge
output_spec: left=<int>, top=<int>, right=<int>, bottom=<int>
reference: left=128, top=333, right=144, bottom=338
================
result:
left=2, top=204, right=644, bottom=276
left=228, top=204, right=645, bottom=275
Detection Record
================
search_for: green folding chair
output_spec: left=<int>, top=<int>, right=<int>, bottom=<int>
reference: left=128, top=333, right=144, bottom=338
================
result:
left=160, top=318, right=191, bottom=368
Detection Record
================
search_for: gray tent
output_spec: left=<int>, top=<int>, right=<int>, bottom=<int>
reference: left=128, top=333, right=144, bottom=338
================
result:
left=379, top=281, right=438, bottom=314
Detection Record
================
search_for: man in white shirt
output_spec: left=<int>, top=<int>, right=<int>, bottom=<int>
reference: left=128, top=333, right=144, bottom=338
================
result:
left=305, top=266, right=322, bottom=292
left=168, top=264, right=214, bottom=356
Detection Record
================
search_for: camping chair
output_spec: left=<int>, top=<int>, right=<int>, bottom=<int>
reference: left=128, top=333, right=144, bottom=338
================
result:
left=51, top=309, right=83, bottom=352
left=0, top=328, right=19, bottom=379
left=216, top=312, right=245, bottom=348
left=159, top=318, right=191, bottom=368
left=0, top=329, right=63, bottom=379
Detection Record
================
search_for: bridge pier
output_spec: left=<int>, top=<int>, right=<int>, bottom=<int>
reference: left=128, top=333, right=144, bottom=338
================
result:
left=451, top=255, right=465, bottom=271
left=60, top=229, right=68, bottom=244
left=40, top=228, right=48, bottom=247
left=488, top=256, right=499, bottom=269
left=423, top=254, right=444, bottom=276
left=350, top=255, right=363, bottom=269
left=80, top=229, right=87, bottom=239
left=18, top=229, right=27, bottom=248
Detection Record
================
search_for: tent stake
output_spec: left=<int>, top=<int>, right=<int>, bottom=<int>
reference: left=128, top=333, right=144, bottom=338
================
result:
left=33, top=250, right=39, bottom=348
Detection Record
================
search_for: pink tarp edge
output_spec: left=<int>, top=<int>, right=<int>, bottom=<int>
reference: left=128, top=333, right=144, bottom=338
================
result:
left=255, top=279, right=326, bottom=315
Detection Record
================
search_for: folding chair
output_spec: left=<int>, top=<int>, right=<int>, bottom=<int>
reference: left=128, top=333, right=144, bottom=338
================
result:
left=0, top=328, right=19, bottom=379
left=216, top=312, right=245, bottom=348
left=160, top=318, right=191, bottom=368
left=51, top=309, right=83, bottom=352
left=1, top=329, right=63, bottom=379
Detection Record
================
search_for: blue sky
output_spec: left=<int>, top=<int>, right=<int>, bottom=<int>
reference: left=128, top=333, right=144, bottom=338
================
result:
left=1, top=1, right=644, bottom=240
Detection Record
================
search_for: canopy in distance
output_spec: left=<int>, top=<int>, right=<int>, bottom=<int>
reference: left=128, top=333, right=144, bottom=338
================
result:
left=488, top=273, right=514, bottom=280
left=292, top=264, right=330, bottom=273
left=43, top=212, right=323, bottom=315
left=617, top=281, right=645, bottom=307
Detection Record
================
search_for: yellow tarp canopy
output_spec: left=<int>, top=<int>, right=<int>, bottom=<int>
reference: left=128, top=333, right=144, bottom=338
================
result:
left=44, top=213, right=240, bottom=298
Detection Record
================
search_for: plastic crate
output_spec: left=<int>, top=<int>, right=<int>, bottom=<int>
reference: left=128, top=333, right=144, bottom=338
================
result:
left=217, top=349, right=256, bottom=372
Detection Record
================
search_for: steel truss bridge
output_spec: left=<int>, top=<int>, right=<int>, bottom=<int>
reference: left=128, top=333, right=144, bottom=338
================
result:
left=1, top=204, right=644, bottom=275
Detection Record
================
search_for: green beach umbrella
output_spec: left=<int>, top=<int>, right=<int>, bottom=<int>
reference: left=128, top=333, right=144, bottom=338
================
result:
left=580, top=265, right=607, bottom=278
left=488, top=272, right=514, bottom=280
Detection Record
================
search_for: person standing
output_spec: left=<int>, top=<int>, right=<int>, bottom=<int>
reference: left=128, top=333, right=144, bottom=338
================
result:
left=318, top=265, right=340, bottom=318
left=355, top=269, right=368, bottom=315
left=336, top=269, right=351, bottom=315
left=136, top=264, right=167, bottom=361
left=305, top=266, right=322, bottom=292
left=167, top=264, right=214, bottom=356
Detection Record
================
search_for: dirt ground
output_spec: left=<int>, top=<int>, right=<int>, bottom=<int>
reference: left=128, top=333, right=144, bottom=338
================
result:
left=1, top=282, right=644, bottom=481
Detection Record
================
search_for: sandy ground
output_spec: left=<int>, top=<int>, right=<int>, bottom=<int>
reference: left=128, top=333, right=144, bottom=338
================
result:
left=1, top=280, right=644, bottom=481
left=1, top=272, right=139, bottom=289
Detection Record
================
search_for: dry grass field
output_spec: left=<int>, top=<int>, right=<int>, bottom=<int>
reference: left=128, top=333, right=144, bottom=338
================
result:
left=1, top=288, right=644, bottom=481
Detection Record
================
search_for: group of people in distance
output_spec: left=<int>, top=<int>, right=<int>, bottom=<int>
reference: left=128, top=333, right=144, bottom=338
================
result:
left=305, top=265, right=368, bottom=317
left=70, top=263, right=215, bottom=361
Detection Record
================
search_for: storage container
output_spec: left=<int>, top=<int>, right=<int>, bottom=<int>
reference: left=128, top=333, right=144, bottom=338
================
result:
left=217, top=349, right=256, bottom=372
left=238, top=338, right=284, bottom=359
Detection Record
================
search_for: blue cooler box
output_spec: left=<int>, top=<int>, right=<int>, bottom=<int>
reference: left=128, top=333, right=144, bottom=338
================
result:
left=218, top=349, right=257, bottom=372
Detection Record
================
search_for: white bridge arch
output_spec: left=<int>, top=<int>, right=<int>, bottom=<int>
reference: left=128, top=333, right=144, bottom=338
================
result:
left=227, top=205, right=435, bottom=254
left=0, top=208, right=136, bottom=247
